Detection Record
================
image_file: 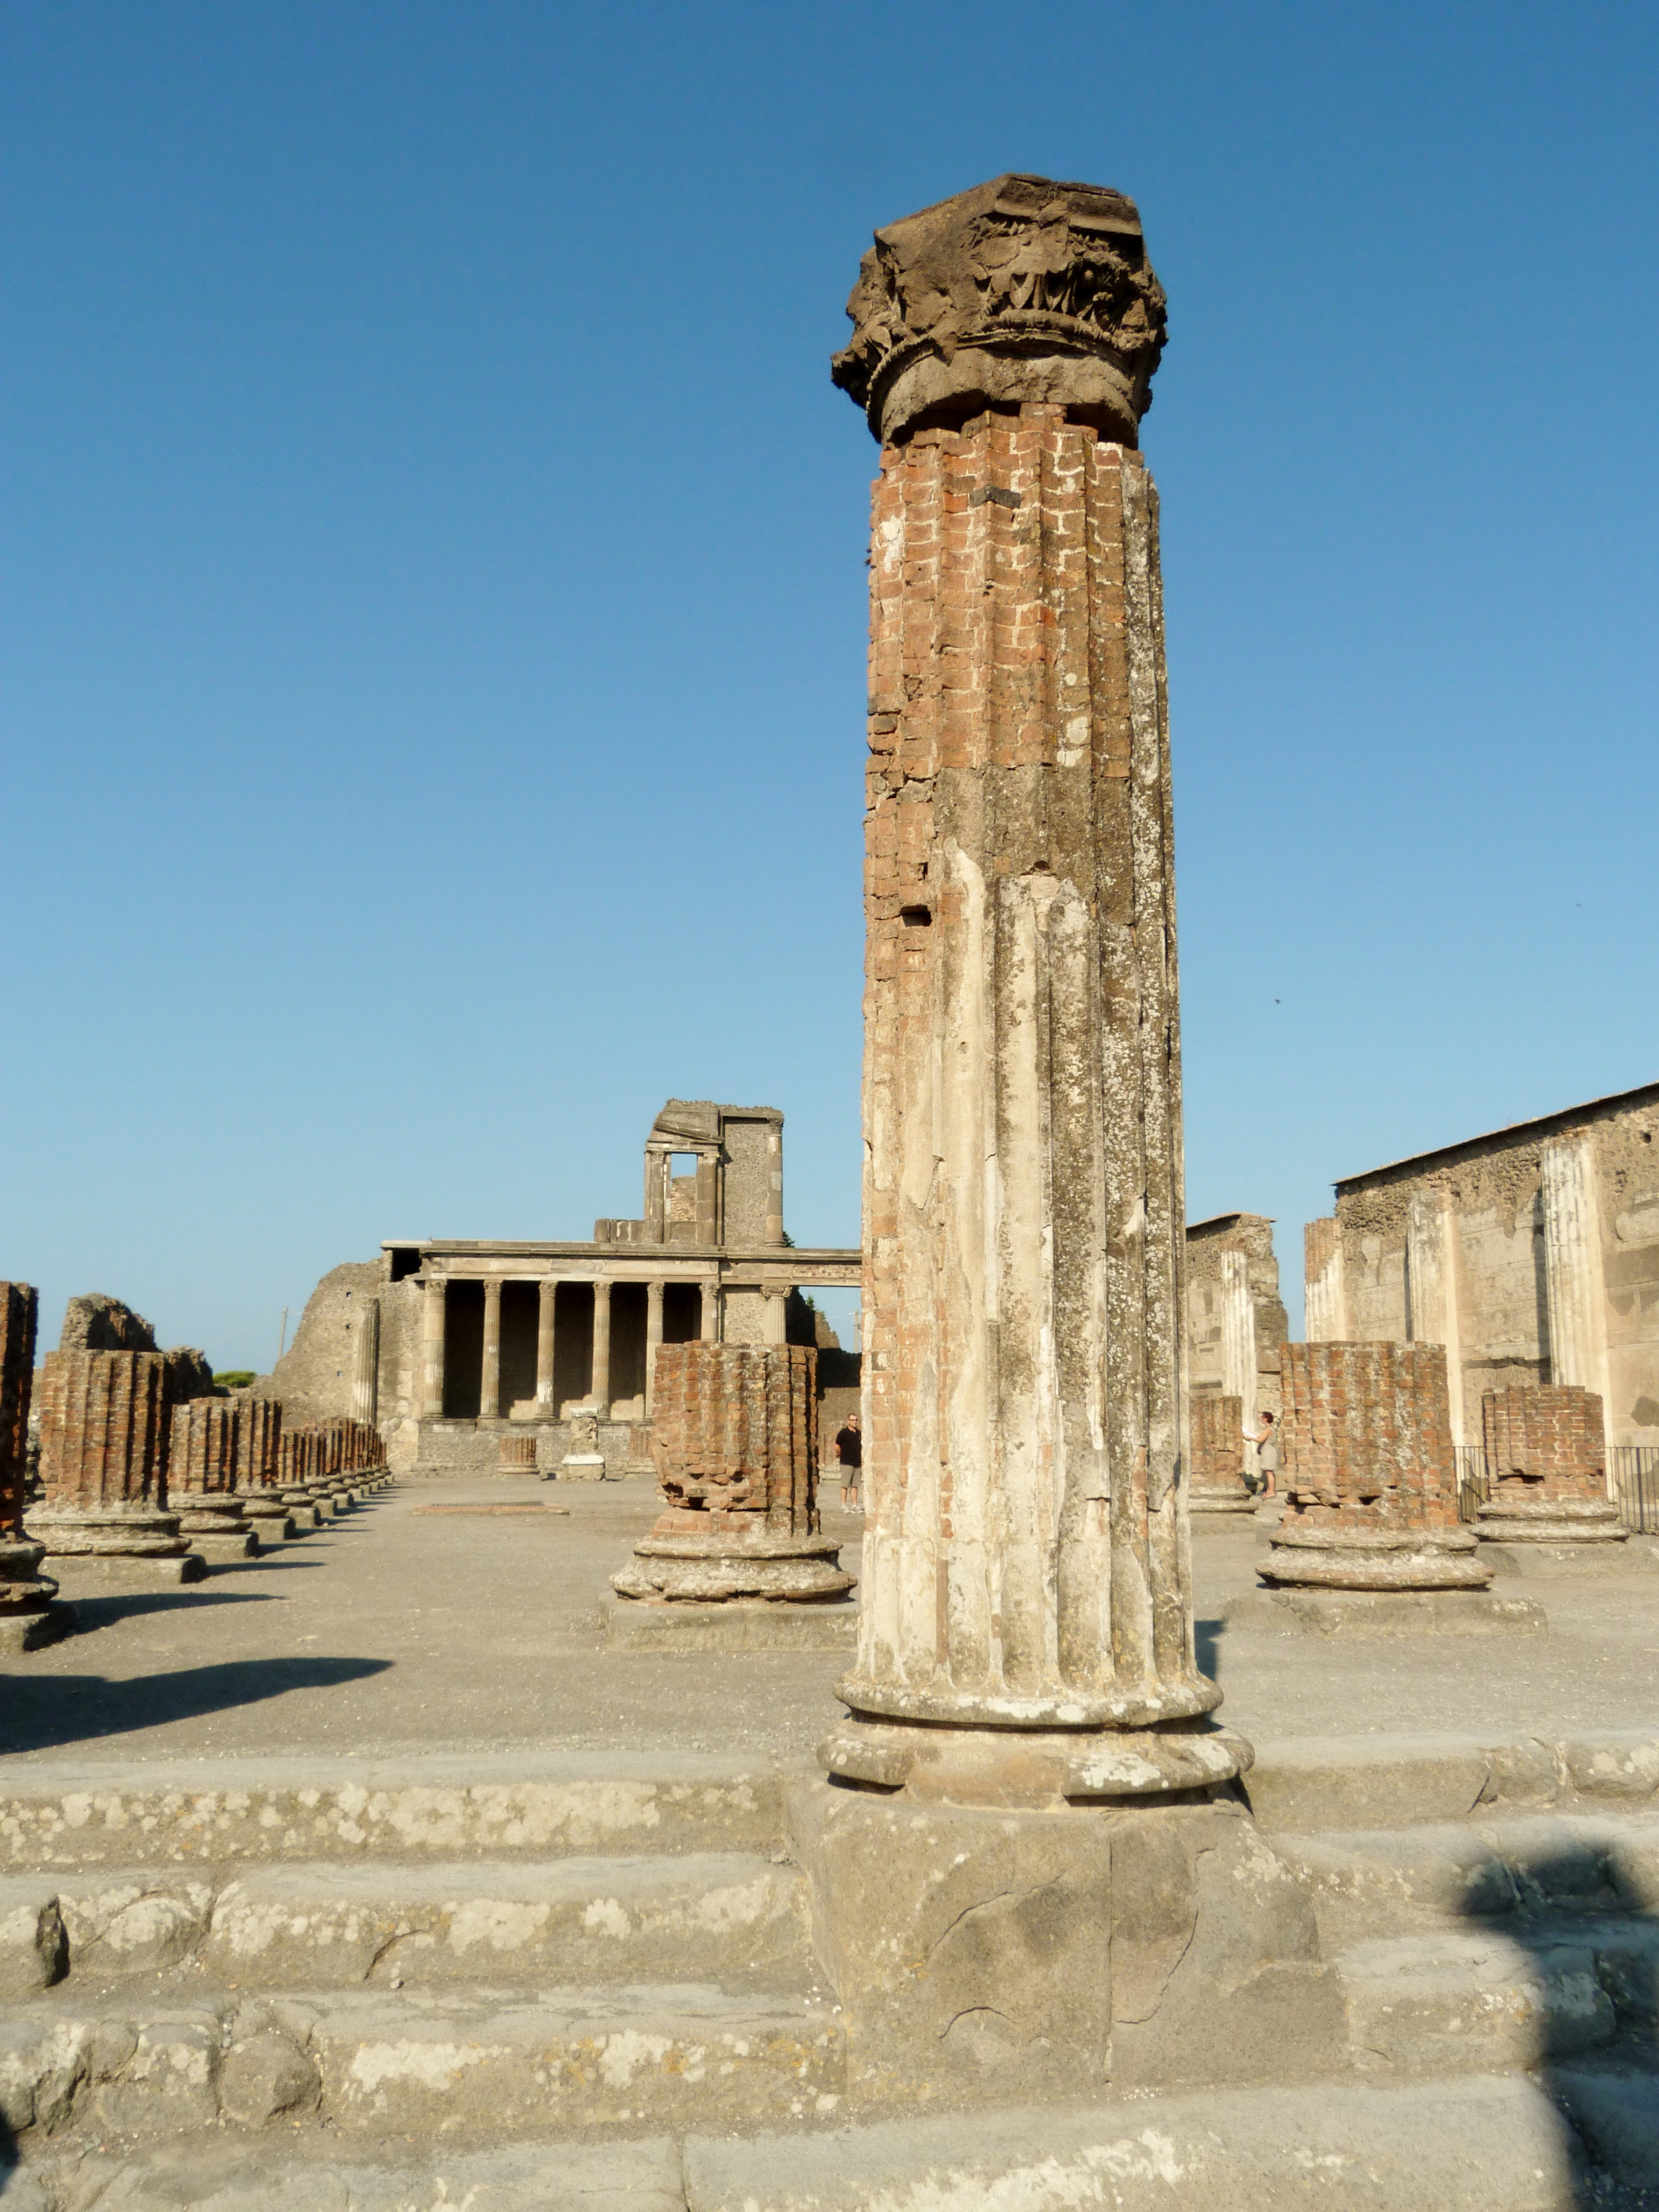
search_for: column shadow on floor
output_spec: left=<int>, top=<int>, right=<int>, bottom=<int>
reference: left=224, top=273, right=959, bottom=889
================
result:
left=1194, top=1616, right=1225, bottom=1682
left=0, top=1655, right=392, bottom=1756
left=1452, top=1834, right=1657, bottom=2203
left=65, top=1587, right=284, bottom=1634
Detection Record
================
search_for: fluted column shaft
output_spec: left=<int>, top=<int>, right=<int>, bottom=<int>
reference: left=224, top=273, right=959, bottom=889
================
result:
left=645, top=1280, right=664, bottom=1415
left=419, top=1277, right=446, bottom=1421
left=844, top=409, right=1214, bottom=1742
left=480, top=1280, right=503, bottom=1421
left=591, top=1281, right=612, bottom=1412
left=535, top=1279, right=557, bottom=1415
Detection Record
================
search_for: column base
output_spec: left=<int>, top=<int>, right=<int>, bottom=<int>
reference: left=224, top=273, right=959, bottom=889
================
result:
left=25, top=1508, right=191, bottom=1559
left=559, top=1452, right=610, bottom=1482
left=786, top=1780, right=1341, bottom=2108
left=1189, top=1488, right=1258, bottom=1516
left=1262, top=1523, right=1492, bottom=1591
left=241, top=1499, right=298, bottom=1540
left=613, top=1527, right=854, bottom=1604
left=1476, top=1502, right=1627, bottom=1544
left=168, top=1492, right=255, bottom=1537
left=1223, top=1586, right=1547, bottom=1636
left=819, top=1714, right=1252, bottom=1808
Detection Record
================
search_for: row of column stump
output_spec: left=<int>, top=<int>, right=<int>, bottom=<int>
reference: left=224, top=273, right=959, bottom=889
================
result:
left=0, top=1280, right=391, bottom=1653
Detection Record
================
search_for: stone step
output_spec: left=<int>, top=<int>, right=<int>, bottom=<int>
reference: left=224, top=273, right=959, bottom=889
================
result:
left=11, top=2072, right=1608, bottom=2210
left=0, top=1749, right=789, bottom=1869
left=0, top=1981, right=844, bottom=2149
left=1277, top=1810, right=1659, bottom=1946
left=1244, top=1727, right=1659, bottom=1832
left=3, top=1851, right=812, bottom=1995
left=1335, top=1920, right=1659, bottom=2073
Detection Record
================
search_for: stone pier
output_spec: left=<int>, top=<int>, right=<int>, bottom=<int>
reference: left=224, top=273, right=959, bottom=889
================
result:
left=789, top=178, right=1340, bottom=2107
left=1475, top=1385, right=1642, bottom=1572
left=28, top=1348, right=202, bottom=1586
left=0, top=1282, right=71, bottom=1651
left=1241, top=1342, right=1544, bottom=1634
left=1189, top=1394, right=1254, bottom=1514
left=607, top=1342, right=853, bottom=1649
left=168, top=1398, right=258, bottom=1559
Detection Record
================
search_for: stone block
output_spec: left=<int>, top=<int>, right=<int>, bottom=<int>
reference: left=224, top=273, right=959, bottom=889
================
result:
left=601, top=1594, right=856, bottom=1652
left=1224, top=1588, right=1545, bottom=1635
left=0, top=1601, right=75, bottom=1654
left=43, top=1553, right=207, bottom=1591
left=787, top=1783, right=1340, bottom=2109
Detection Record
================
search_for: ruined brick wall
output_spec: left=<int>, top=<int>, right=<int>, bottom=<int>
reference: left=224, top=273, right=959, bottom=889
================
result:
left=1186, top=1216, right=1286, bottom=1425
left=264, top=1257, right=419, bottom=1433
left=649, top=1342, right=817, bottom=1530
left=38, top=1349, right=170, bottom=1511
left=0, top=1283, right=39, bottom=1535
left=1482, top=1385, right=1606, bottom=1501
left=1190, top=1394, right=1243, bottom=1493
left=1280, top=1341, right=1457, bottom=1531
left=169, top=1399, right=240, bottom=1494
left=59, top=1295, right=157, bottom=1353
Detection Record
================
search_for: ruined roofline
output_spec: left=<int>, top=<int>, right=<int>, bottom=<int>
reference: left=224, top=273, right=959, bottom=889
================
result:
left=1187, top=1211, right=1275, bottom=1236
left=381, top=1239, right=859, bottom=1263
left=1332, top=1079, right=1659, bottom=1198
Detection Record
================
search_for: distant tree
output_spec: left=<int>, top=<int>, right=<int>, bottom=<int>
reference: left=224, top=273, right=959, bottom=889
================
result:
left=214, top=1370, right=256, bottom=1390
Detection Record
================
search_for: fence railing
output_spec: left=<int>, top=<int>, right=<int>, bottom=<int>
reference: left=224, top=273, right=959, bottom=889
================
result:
left=1454, top=1443, right=1658, bottom=1534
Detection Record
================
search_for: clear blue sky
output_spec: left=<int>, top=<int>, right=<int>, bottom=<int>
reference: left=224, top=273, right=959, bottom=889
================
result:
left=4, top=2, right=1656, bottom=1367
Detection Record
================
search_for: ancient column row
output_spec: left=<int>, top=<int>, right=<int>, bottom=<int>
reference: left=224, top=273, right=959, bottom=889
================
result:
left=416, top=1274, right=718, bottom=1422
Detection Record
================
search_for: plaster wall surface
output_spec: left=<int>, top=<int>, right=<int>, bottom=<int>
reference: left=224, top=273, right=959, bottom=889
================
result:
left=1305, top=1084, right=1659, bottom=1445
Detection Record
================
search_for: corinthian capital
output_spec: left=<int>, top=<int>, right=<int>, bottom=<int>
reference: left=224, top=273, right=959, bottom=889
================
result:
left=832, top=173, right=1166, bottom=446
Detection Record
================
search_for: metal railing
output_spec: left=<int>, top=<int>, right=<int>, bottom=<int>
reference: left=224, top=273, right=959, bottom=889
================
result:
left=1455, top=1443, right=1658, bottom=1534
left=1608, top=1445, right=1659, bottom=1534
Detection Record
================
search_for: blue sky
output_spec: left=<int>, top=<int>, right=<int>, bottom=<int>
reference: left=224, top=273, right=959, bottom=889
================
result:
left=4, top=2, right=1656, bottom=1366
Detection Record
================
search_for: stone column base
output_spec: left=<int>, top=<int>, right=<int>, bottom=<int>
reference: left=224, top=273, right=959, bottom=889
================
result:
left=1263, top=1523, right=1492, bottom=1590
left=169, top=1492, right=255, bottom=1538
left=241, top=1499, right=298, bottom=1540
left=786, top=1781, right=1343, bottom=2108
left=818, top=1715, right=1252, bottom=1806
left=187, top=1530, right=260, bottom=1562
left=613, top=1528, right=854, bottom=1604
left=1223, top=1586, right=1547, bottom=1635
left=1189, top=1489, right=1258, bottom=1516
left=25, top=1508, right=191, bottom=1559
left=601, top=1592, right=857, bottom=1652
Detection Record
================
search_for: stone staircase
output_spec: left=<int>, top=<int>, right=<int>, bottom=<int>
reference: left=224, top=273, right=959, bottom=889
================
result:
left=0, top=1738, right=1653, bottom=2208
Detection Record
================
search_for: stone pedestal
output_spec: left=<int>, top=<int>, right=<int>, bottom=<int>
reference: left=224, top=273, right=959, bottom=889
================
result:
left=168, top=1398, right=255, bottom=1545
left=499, top=1434, right=538, bottom=1475
left=1257, top=1343, right=1501, bottom=1630
left=28, top=1349, right=192, bottom=1563
left=560, top=1406, right=608, bottom=1483
left=1189, top=1393, right=1255, bottom=1515
left=611, top=1344, right=853, bottom=1646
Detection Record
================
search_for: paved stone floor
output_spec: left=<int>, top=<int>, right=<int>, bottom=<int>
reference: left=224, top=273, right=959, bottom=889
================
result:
left=1, top=1478, right=1655, bottom=1766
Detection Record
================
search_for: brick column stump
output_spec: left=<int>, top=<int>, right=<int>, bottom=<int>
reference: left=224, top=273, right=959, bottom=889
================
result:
left=607, top=1343, right=854, bottom=1649
left=1475, top=1386, right=1647, bottom=1575
left=168, top=1398, right=258, bottom=1559
left=28, top=1349, right=205, bottom=1587
left=0, top=1282, right=73, bottom=1650
left=1234, top=1343, right=1545, bottom=1634
left=235, top=1397, right=296, bottom=1539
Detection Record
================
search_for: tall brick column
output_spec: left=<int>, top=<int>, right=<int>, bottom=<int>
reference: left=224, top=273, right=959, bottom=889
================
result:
left=29, top=1349, right=193, bottom=1563
left=1190, top=1394, right=1253, bottom=1514
left=820, top=175, right=1243, bottom=1805
left=0, top=1282, right=70, bottom=1645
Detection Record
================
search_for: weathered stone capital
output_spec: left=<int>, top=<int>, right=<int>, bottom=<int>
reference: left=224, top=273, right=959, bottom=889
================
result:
left=832, top=173, right=1165, bottom=446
